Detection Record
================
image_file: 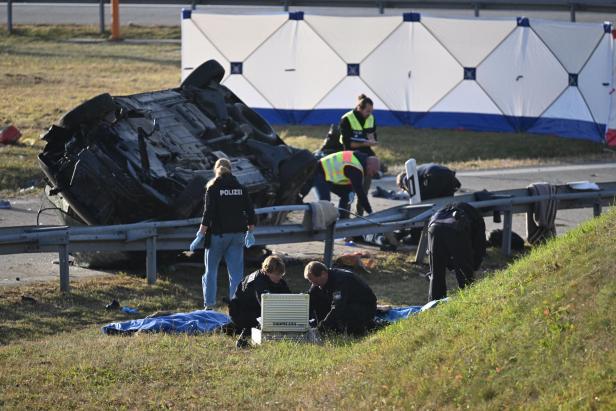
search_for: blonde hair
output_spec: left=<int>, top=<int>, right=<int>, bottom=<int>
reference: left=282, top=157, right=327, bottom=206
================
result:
left=206, top=158, right=232, bottom=188
left=261, top=255, right=285, bottom=276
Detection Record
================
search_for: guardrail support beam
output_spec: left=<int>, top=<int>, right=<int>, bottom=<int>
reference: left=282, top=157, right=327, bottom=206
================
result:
left=7, top=0, right=13, bottom=34
left=323, top=223, right=335, bottom=267
left=59, top=245, right=70, bottom=292
left=99, top=0, right=105, bottom=34
left=593, top=202, right=602, bottom=217
left=146, top=236, right=157, bottom=284
left=501, top=209, right=513, bottom=257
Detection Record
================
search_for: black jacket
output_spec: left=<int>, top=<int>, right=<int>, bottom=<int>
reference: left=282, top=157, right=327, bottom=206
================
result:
left=229, top=270, right=291, bottom=329
left=339, top=109, right=377, bottom=157
left=201, top=174, right=256, bottom=234
left=309, top=268, right=377, bottom=328
left=429, top=202, right=486, bottom=270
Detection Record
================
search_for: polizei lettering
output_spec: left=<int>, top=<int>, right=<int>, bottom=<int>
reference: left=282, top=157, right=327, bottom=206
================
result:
left=219, top=189, right=243, bottom=196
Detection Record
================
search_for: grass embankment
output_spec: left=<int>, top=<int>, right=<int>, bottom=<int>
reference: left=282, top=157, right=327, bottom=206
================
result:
left=1, top=210, right=615, bottom=409
left=2, top=25, right=615, bottom=195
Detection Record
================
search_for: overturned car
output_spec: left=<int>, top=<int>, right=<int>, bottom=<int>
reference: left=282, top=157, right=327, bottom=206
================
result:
left=38, top=60, right=317, bottom=229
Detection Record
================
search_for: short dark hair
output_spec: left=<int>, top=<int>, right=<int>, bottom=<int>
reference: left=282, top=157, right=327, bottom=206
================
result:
left=304, top=261, right=328, bottom=279
left=357, top=93, right=374, bottom=109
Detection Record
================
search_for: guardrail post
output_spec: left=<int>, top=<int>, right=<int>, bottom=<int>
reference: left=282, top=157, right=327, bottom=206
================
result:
left=323, top=222, right=335, bottom=267
left=59, top=244, right=70, bottom=292
left=570, top=4, right=576, bottom=22
left=191, top=0, right=197, bottom=11
left=473, top=3, right=480, bottom=17
left=7, top=0, right=13, bottom=34
left=99, top=0, right=105, bottom=34
left=146, top=236, right=157, bottom=284
left=593, top=202, right=602, bottom=217
left=378, top=1, right=384, bottom=14
left=414, top=223, right=429, bottom=264
left=501, top=208, right=513, bottom=257
left=283, top=0, right=289, bottom=12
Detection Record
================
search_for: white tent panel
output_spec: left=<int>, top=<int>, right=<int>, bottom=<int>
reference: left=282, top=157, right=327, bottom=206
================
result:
left=181, top=19, right=230, bottom=82
left=422, top=16, right=517, bottom=67
left=540, top=86, right=594, bottom=121
left=243, top=20, right=346, bottom=110
left=313, top=76, right=390, bottom=110
left=531, top=20, right=603, bottom=73
left=190, top=13, right=287, bottom=62
left=579, top=35, right=613, bottom=124
left=478, top=27, right=568, bottom=117
left=362, top=22, right=462, bottom=112
left=430, top=80, right=502, bottom=114
left=221, top=75, right=273, bottom=108
left=304, top=15, right=401, bottom=63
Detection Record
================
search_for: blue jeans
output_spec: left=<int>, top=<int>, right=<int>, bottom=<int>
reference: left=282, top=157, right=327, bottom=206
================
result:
left=202, top=232, right=245, bottom=307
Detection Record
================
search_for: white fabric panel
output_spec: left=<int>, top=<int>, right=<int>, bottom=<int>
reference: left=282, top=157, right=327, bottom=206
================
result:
left=532, top=20, right=604, bottom=73
left=540, top=87, right=594, bottom=121
left=181, top=19, right=229, bottom=82
left=221, top=75, right=273, bottom=108
left=478, top=27, right=568, bottom=117
left=243, top=20, right=346, bottom=110
left=422, top=16, right=517, bottom=67
left=313, top=77, right=390, bottom=110
left=361, top=22, right=462, bottom=112
left=430, top=80, right=502, bottom=114
left=579, top=35, right=613, bottom=124
left=304, top=15, right=401, bottom=63
left=191, top=13, right=287, bottom=61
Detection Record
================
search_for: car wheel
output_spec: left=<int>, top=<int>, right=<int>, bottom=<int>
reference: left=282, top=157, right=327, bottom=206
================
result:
left=58, top=93, right=116, bottom=129
left=230, top=103, right=278, bottom=144
left=181, top=59, right=225, bottom=89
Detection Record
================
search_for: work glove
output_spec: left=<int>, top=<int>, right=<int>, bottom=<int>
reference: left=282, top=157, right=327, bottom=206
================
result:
left=190, top=231, right=204, bottom=252
left=245, top=231, right=256, bottom=248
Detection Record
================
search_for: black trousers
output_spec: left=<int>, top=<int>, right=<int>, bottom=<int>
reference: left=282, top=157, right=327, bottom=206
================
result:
left=427, top=224, right=475, bottom=301
left=309, top=287, right=375, bottom=335
left=228, top=300, right=259, bottom=331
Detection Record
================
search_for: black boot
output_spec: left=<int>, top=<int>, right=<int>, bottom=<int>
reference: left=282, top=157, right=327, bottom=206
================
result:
left=236, top=328, right=250, bottom=349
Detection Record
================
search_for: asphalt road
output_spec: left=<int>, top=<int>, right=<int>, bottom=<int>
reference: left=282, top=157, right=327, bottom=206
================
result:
left=1, top=162, right=615, bottom=286
left=0, top=3, right=614, bottom=26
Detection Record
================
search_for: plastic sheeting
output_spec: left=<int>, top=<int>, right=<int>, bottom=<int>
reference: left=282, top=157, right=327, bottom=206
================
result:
left=101, top=310, right=231, bottom=335
left=182, top=10, right=613, bottom=142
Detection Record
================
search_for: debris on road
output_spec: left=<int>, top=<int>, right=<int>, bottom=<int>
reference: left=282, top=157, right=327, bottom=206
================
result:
left=0, top=125, right=21, bottom=145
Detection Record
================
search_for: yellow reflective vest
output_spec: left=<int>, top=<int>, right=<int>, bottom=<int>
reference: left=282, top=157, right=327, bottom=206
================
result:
left=339, top=110, right=375, bottom=145
left=320, top=151, right=363, bottom=185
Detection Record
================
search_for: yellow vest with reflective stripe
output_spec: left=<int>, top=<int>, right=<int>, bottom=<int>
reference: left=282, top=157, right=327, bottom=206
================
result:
left=320, top=151, right=363, bottom=185
left=340, top=110, right=375, bottom=144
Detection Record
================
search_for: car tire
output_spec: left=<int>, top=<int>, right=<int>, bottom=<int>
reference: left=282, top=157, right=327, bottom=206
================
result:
left=58, top=93, right=116, bottom=129
left=181, top=59, right=225, bottom=89
left=230, top=103, right=278, bottom=144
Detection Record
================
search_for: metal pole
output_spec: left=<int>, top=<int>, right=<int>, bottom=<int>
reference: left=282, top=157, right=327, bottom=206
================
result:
left=7, top=0, right=13, bottom=35
left=501, top=209, right=513, bottom=257
left=414, top=224, right=429, bottom=264
left=59, top=245, right=70, bottom=292
left=111, top=0, right=120, bottom=41
left=99, top=0, right=105, bottom=34
left=283, top=0, right=289, bottom=12
left=191, top=0, right=196, bottom=11
left=570, top=4, right=576, bottom=23
left=378, top=1, right=384, bottom=15
left=593, top=202, right=602, bottom=217
left=474, top=3, right=480, bottom=18
left=323, top=223, right=335, bottom=267
left=146, top=236, right=157, bottom=284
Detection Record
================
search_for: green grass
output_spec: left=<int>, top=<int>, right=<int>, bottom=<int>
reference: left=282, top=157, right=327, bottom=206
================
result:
left=2, top=25, right=615, bottom=195
left=1, top=210, right=615, bottom=409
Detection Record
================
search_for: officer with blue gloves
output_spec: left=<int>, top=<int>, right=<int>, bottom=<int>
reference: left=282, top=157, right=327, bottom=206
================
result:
left=193, top=158, right=256, bottom=310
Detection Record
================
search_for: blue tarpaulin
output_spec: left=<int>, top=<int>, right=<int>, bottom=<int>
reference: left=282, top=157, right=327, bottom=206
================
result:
left=102, top=310, right=231, bottom=335
left=376, top=298, right=449, bottom=323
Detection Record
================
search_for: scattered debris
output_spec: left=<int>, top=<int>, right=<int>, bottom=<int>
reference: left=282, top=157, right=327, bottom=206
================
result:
left=105, top=299, right=120, bottom=310
left=371, top=186, right=409, bottom=201
left=0, top=200, right=11, bottom=209
left=0, top=125, right=21, bottom=145
left=121, top=306, right=139, bottom=314
left=21, top=295, right=37, bottom=304
left=335, top=252, right=376, bottom=272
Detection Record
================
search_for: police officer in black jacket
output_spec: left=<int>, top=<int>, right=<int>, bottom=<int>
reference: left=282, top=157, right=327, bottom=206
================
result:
left=200, top=158, right=256, bottom=309
left=304, top=261, right=377, bottom=335
left=427, top=202, right=486, bottom=301
left=229, top=256, right=291, bottom=347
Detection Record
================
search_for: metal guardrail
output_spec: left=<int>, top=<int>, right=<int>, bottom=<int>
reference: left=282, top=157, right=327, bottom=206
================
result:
left=1, top=181, right=615, bottom=292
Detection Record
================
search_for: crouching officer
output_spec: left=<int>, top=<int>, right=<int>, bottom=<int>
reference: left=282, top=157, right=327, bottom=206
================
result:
left=427, top=202, right=486, bottom=301
left=304, top=261, right=377, bottom=336
left=314, top=150, right=379, bottom=219
left=229, top=256, right=290, bottom=348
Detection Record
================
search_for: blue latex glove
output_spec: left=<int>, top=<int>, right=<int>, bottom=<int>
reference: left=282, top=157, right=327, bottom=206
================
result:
left=190, top=231, right=204, bottom=252
left=245, top=231, right=256, bottom=248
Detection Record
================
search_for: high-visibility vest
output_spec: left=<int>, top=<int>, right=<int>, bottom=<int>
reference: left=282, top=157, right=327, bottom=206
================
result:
left=339, top=110, right=375, bottom=145
left=320, top=151, right=363, bottom=185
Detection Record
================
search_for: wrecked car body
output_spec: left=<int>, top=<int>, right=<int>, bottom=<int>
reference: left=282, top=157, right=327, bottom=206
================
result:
left=38, top=60, right=317, bottom=232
